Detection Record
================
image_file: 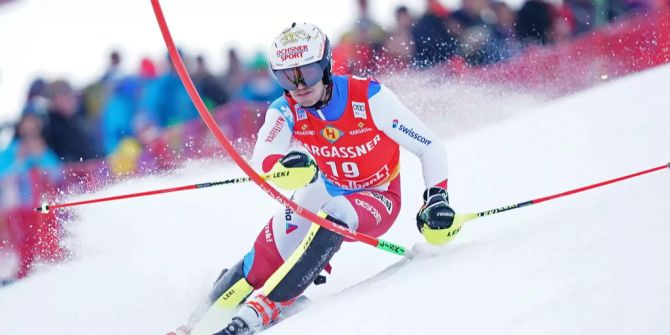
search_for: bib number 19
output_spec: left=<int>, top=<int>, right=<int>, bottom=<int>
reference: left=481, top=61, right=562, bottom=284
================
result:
left=325, top=161, right=360, bottom=178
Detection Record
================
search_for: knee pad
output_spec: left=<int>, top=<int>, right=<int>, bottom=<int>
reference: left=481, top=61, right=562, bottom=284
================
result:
left=321, top=196, right=359, bottom=231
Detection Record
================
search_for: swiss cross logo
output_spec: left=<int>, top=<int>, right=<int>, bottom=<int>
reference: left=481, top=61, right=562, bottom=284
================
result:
left=352, top=102, right=367, bottom=119
left=321, top=126, right=344, bottom=143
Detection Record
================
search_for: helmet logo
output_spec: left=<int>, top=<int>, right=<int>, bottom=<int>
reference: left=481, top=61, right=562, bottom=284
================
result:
left=280, top=30, right=312, bottom=45
left=276, top=45, right=309, bottom=62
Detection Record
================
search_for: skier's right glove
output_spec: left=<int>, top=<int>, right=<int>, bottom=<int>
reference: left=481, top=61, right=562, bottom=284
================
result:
left=268, top=151, right=319, bottom=191
left=416, top=187, right=462, bottom=245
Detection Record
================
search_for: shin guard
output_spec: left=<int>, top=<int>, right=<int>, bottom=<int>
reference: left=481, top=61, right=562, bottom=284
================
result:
left=263, top=211, right=346, bottom=302
left=209, top=260, right=254, bottom=309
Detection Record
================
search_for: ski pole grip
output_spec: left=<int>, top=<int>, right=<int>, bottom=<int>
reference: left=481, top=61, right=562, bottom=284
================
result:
left=376, top=239, right=407, bottom=256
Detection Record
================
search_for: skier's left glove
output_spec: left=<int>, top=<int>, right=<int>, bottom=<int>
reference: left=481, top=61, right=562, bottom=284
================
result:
left=416, top=187, right=461, bottom=245
left=268, top=151, right=319, bottom=191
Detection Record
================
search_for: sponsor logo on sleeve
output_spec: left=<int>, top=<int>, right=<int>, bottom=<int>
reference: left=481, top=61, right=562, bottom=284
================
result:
left=265, top=117, right=286, bottom=142
left=391, top=119, right=432, bottom=145
left=352, top=101, right=367, bottom=119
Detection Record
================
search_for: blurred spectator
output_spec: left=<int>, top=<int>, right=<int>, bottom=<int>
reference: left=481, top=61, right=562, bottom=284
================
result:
left=355, top=0, right=386, bottom=45
left=101, top=76, right=143, bottom=155
left=101, top=57, right=159, bottom=157
left=333, top=0, right=387, bottom=75
left=0, top=113, right=60, bottom=176
left=0, top=113, right=61, bottom=207
left=43, top=80, right=102, bottom=162
left=449, top=0, right=508, bottom=65
left=192, top=54, right=228, bottom=109
left=552, top=3, right=577, bottom=43
left=107, top=137, right=143, bottom=175
left=239, top=52, right=283, bottom=103
left=101, top=50, right=123, bottom=84
left=22, top=78, right=49, bottom=117
left=492, top=2, right=517, bottom=40
left=219, top=48, right=247, bottom=100
left=412, top=0, right=457, bottom=67
left=140, top=50, right=199, bottom=128
left=516, top=0, right=556, bottom=45
left=491, top=1, right=524, bottom=59
left=382, top=6, right=416, bottom=70
left=80, top=50, right=125, bottom=145
left=565, top=0, right=638, bottom=36
left=563, top=0, right=595, bottom=36
left=139, top=57, right=158, bottom=79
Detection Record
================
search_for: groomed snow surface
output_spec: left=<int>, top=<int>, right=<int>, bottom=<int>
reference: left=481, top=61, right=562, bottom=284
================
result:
left=1, top=64, right=669, bottom=335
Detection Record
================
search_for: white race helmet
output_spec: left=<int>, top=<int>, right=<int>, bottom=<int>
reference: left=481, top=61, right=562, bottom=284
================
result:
left=270, top=23, right=330, bottom=69
left=269, top=23, right=332, bottom=90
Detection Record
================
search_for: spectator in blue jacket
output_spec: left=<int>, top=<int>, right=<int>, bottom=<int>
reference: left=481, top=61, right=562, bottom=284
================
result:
left=140, top=51, right=199, bottom=128
left=101, top=76, right=143, bottom=155
left=238, top=53, right=283, bottom=103
left=0, top=113, right=61, bottom=207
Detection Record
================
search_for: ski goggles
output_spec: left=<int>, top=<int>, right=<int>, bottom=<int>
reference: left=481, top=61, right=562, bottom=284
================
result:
left=273, top=62, right=324, bottom=91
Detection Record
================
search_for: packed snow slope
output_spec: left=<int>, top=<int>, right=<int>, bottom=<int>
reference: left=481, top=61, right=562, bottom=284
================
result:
left=1, top=64, right=670, bottom=335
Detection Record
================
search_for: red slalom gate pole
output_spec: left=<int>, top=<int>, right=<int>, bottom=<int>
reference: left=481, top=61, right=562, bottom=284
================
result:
left=149, top=0, right=408, bottom=257
left=453, top=162, right=670, bottom=226
left=34, top=174, right=276, bottom=214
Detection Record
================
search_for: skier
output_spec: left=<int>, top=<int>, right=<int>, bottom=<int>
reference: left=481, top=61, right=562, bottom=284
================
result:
left=170, top=22, right=459, bottom=335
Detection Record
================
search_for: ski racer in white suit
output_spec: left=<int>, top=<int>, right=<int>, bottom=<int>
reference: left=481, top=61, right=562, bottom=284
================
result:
left=168, top=22, right=460, bottom=335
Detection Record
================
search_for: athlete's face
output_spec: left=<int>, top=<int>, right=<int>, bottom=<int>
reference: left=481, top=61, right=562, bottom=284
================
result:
left=290, top=81, right=326, bottom=106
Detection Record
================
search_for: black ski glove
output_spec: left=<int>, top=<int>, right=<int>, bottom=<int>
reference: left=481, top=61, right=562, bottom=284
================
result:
left=416, top=187, right=460, bottom=245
